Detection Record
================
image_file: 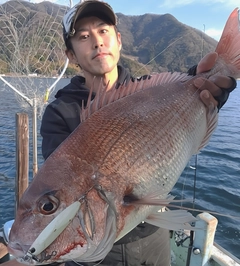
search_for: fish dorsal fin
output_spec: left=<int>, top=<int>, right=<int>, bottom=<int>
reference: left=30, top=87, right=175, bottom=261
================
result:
left=80, top=71, right=190, bottom=122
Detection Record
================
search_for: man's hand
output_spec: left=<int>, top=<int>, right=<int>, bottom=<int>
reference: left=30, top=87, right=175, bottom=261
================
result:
left=193, top=52, right=237, bottom=109
left=0, top=259, right=25, bottom=266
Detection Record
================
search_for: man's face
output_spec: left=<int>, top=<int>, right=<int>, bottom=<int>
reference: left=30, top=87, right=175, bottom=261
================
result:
left=66, top=16, right=122, bottom=76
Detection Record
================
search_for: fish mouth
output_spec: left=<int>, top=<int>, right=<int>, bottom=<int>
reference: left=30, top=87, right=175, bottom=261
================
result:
left=10, top=242, right=86, bottom=265
left=9, top=245, right=59, bottom=265
left=8, top=242, right=30, bottom=257
left=8, top=243, right=38, bottom=265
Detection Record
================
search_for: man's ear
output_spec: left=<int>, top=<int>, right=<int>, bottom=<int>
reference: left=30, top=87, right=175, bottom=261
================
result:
left=65, top=49, right=78, bottom=64
left=117, top=32, right=122, bottom=51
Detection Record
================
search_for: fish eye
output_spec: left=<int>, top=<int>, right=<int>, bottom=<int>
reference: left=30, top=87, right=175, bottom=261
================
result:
left=38, top=195, right=59, bottom=215
left=43, top=202, right=54, bottom=212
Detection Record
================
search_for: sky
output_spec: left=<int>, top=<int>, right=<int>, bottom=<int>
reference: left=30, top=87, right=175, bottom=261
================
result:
left=0, top=0, right=239, bottom=41
left=61, top=0, right=239, bottom=41
left=108, top=0, right=239, bottom=41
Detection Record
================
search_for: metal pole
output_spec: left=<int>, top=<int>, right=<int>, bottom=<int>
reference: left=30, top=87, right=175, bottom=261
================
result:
left=32, top=98, right=38, bottom=177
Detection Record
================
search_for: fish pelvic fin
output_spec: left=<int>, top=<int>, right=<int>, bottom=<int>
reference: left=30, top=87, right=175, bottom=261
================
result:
left=124, top=190, right=199, bottom=231
left=145, top=209, right=198, bottom=231
left=215, top=8, right=240, bottom=78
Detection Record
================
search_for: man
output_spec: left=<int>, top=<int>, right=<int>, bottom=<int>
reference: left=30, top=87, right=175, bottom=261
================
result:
left=39, top=2, right=236, bottom=266
left=2, top=1, right=236, bottom=266
left=40, top=0, right=236, bottom=160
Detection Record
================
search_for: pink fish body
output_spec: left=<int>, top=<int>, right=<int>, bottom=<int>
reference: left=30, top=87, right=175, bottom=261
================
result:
left=8, top=8, right=240, bottom=265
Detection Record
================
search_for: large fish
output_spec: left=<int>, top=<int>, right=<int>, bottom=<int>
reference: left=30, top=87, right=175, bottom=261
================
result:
left=8, top=8, right=240, bottom=265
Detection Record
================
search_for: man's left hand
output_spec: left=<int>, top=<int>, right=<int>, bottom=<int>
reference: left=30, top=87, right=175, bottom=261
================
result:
left=193, top=52, right=237, bottom=109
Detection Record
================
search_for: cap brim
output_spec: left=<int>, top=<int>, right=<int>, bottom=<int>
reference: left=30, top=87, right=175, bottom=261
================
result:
left=63, top=1, right=117, bottom=41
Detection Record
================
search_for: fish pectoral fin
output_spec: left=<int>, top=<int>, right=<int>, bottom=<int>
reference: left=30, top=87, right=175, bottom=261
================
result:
left=124, top=190, right=191, bottom=207
left=145, top=209, right=199, bottom=231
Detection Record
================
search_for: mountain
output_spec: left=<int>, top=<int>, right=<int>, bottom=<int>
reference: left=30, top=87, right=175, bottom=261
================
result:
left=117, top=13, right=217, bottom=75
left=0, top=0, right=218, bottom=77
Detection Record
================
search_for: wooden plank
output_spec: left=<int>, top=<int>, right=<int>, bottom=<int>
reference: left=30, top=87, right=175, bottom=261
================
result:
left=15, top=113, right=29, bottom=211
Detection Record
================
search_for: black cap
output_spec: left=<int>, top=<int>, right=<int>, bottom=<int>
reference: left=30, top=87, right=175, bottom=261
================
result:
left=62, top=0, right=117, bottom=45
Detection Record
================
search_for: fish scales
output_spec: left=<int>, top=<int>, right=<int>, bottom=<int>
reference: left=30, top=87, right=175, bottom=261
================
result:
left=8, top=8, right=240, bottom=265
left=77, top=79, right=209, bottom=237
left=92, top=81, right=206, bottom=191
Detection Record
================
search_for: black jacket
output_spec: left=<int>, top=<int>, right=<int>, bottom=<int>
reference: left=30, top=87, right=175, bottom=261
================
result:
left=41, top=75, right=89, bottom=160
left=40, top=65, right=135, bottom=159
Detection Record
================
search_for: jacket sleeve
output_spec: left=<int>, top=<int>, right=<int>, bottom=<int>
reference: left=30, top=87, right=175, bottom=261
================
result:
left=40, top=99, right=81, bottom=160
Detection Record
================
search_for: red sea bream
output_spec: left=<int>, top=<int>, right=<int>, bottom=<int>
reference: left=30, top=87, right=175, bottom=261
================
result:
left=8, top=8, right=240, bottom=265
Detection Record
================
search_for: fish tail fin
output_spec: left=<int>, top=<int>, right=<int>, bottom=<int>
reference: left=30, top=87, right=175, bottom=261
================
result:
left=215, top=8, right=240, bottom=78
